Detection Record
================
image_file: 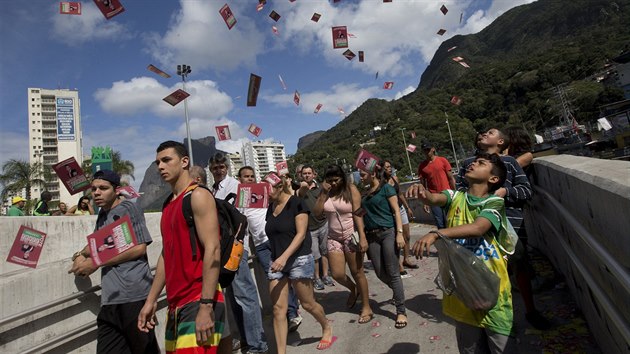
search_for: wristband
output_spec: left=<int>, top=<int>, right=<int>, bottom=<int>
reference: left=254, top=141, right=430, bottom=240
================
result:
left=199, top=298, right=216, bottom=305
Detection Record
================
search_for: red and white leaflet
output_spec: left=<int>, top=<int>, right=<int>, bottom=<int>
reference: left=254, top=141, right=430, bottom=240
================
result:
left=236, top=183, right=270, bottom=208
left=215, top=125, right=231, bottom=141
left=219, top=3, right=237, bottom=30
left=247, top=74, right=262, bottom=107
left=450, top=96, right=463, bottom=105
left=269, top=10, right=281, bottom=22
left=272, top=26, right=279, bottom=35
left=52, top=157, right=90, bottom=195
left=278, top=75, right=287, bottom=90
left=263, top=172, right=282, bottom=186
left=60, top=2, right=81, bottom=15
left=358, top=51, right=365, bottom=62
left=406, top=144, right=417, bottom=153
left=293, top=90, right=300, bottom=106
left=410, top=131, right=416, bottom=139
left=147, top=64, right=171, bottom=78
left=314, top=103, right=323, bottom=114
left=452, top=56, right=464, bottom=62
left=6, top=226, right=47, bottom=269
left=275, top=161, right=289, bottom=176
left=338, top=107, right=345, bottom=114
left=163, top=89, right=190, bottom=106
left=332, top=26, right=348, bottom=49
left=437, top=29, right=446, bottom=36
left=117, top=185, right=141, bottom=199
left=311, top=13, right=321, bottom=22
left=348, top=33, right=357, bottom=38
left=343, top=49, right=356, bottom=61
left=383, top=82, right=394, bottom=90
left=355, top=149, right=380, bottom=172
left=440, top=4, right=448, bottom=15
left=93, top=0, right=125, bottom=20
left=459, top=61, right=470, bottom=68
left=256, top=3, right=264, bottom=11
left=87, top=215, right=138, bottom=267
left=447, top=46, right=458, bottom=52
left=248, top=123, right=262, bottom=137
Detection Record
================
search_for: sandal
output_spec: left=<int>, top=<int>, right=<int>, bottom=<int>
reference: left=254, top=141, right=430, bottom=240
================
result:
left=317, top=336, right=337, bottom=350
left=358, top=313, right=374, bottom=324
left=403, top=259, right=419, bottom=269
left=395, top=314, right=408, bottom=329
left=346, top=290, right=359, bottom=309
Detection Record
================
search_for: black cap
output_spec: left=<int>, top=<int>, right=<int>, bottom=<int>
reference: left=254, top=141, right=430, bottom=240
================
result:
left=421, top=142, right=434, bottom=150
left=93, top=169, right=121, bottom=186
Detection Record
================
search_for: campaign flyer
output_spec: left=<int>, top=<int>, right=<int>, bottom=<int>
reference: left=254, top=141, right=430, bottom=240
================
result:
left=216, top=125, right=232, bottom=141
left=354, top=149, right=380, bottom=172
left=147, top=64, right=171, bottom=78
left=87, top=215, right=137, bottom=267
left=163, top=89, right=190, bottom=106
left=117, top=185, right=141, bottom=199
left=293, top=90, right=300, bottom=106
left=60, top=2, right=81, bottom=15
left=247, top=74, right=262, bottom=107
left=332, top=26, right=348, bottom=49
left=275, top=160, right=289, bottom=176
left=53, top=157, right=91, bottom=195
left=219, top=3, right=237, bottom=30
left=6, top=226, right=47, bottom=269
left=236, top=183, right=270, bottom=208
left=383, top=81, right=394, bottom=90
left=93, top=0, right=125, bottom=20
left=314, top=103, right=323, bottom=114
left=406, top=144, right=417, bottom=153
left=263, top=172, right=282, bottom=186
left=248, top=123, right=262, bottom=137
left=358, top=51, right=365, bottom=62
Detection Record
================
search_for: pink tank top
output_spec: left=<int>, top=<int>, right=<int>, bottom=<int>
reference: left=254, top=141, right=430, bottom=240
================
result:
left=324, top=197, right=354, bottom=240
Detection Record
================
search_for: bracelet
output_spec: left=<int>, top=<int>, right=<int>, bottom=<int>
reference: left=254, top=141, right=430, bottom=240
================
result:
left=199, top=298, right=216, bottom=305
left=429, top=230, right=445, bottom=237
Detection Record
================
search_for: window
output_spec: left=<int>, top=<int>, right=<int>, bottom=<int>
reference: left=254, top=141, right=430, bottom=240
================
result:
left=32, top=98, right=35, bottom=101
left=32, top=113, right=35, bottom=116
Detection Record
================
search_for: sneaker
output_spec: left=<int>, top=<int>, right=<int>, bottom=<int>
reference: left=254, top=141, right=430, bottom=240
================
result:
left=322, top=276, right=335, bottom=287
left=314, top=278, right=325, bottom=290
left=232, top=339, right=242, bottom=352
left=288, top=314, right=303, bottom=333
left=526, top=311, right=552, bottom=330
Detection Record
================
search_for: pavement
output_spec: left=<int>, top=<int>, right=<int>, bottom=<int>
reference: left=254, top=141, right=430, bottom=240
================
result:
left=242, top=223, right=600, bottom=354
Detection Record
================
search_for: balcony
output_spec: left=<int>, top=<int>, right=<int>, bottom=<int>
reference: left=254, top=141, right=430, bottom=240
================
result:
left=42, top=125, right=57, bottom=131
left=41, top=98, right=55, bottom=104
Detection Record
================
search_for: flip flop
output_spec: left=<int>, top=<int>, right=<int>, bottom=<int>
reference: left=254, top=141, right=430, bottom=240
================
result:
left=317, top=336, right=337, bottom=350
left=400, top=270, right=408, bottom=276
left=403, top=260, right=419, bottom=269
left=395, top=320, right=408, bottom=329
left=358, top=313, right=374, bottom=324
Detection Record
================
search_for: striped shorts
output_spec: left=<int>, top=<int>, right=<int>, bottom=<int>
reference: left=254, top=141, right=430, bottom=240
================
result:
left=165, top=286, right=229, bottom=354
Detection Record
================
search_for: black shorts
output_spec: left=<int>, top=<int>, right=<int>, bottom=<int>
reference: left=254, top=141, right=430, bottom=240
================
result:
left=97, top=299, right=160, bottom=354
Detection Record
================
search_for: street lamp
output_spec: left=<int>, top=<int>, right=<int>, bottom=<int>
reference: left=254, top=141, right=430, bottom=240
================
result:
left=444, top=112, right=460, bottom=172
left=400, top=127, right=414, bottom=179
left=177, top=64, right=194, bottom=166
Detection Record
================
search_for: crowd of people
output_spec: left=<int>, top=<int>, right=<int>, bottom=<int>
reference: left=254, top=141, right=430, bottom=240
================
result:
left=57, top=125, right=546, bottom=353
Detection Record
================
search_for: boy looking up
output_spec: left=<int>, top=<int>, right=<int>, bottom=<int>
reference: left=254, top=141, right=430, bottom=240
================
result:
left=407, top=153, right=513, bottom=353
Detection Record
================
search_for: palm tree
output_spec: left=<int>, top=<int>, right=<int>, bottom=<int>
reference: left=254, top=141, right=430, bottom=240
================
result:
left=82, top=150, right=135, bottom=183
left=0, top=159, right=47, bottom=202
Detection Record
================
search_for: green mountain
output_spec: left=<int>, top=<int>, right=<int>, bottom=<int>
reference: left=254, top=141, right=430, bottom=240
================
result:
left=291, top=0, right=629, bottom=177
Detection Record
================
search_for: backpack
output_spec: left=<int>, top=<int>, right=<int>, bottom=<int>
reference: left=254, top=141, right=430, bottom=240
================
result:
left=163, top=184, right=248, bottom=288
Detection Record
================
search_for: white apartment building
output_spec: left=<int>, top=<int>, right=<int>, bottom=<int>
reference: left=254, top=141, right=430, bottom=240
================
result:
left=28, top=88, right=83, bottom=205
left=241, top=141, right=286, bottom=180
left=227, top=152, right=243, bottom=178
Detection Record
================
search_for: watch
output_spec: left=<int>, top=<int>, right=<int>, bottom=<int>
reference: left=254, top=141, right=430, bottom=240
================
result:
left=72, top=251, right=83, bottom=261
left=397, top=229, right=403, bottom=234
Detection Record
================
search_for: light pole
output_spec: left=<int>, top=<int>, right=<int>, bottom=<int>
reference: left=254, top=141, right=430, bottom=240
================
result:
left=177, top=64, right=194, bottom=166
left=444, top=112, right=460, bottom=171
left=400, top=127, right=414, bottom=179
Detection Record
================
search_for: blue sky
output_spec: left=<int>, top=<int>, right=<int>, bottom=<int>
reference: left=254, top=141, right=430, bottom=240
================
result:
left=0, top=0, right=533, bottom=186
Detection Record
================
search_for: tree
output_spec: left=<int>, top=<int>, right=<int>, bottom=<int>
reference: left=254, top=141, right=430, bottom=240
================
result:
left=0, top=159, right=47, bottom=202
left=82, top=150, right=135, bottom=183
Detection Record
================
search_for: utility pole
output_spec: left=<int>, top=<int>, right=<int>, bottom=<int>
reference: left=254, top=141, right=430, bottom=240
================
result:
left=177, top=64, right=194, bottom=166
left=400, top=127, right=414, bottom=178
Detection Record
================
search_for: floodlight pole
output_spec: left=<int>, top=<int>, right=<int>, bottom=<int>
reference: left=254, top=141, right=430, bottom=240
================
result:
left=400, top=127, right=414, bottom=178
left=444, top=112, right=460, bottom=171
left=178, top=64, right=194, bottom=166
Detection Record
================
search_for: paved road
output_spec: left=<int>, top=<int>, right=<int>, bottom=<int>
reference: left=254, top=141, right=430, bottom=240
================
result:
left=248, top=223, right=599, bottom=354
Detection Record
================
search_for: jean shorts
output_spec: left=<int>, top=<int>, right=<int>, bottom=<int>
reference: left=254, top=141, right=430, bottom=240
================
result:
left=268, top=254, right=315, bottom=281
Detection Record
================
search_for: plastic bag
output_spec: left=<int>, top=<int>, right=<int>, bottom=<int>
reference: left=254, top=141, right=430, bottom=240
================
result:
left=433, top=234, right=500, bottom=311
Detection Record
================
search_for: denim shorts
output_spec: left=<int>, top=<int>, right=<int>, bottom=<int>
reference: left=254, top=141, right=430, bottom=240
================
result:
left=267, top=254, right=314, bottom=281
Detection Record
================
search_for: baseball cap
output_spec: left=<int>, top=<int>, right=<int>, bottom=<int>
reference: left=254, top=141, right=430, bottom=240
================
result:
left=12, top=196, right=26, bottom=204
left=421, top=142, right=434, bottom=150
left=93, top=170, right=121, bottom=186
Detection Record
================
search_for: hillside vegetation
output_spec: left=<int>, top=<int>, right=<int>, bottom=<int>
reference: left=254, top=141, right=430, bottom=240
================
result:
left=291, top=0, right=629, bottom=176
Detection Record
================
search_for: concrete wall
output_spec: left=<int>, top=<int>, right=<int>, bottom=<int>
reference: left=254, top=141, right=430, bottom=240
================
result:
left=0, top=213, right=166, bottom=353
left=525, top=155, right=630, bottom=354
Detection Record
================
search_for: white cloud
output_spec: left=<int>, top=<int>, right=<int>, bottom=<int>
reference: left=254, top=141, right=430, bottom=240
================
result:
left=51, top=2, right=131, bottom=44
left=144, top=0, right=266, bottom=73
left=262, top=83, right=380, bottom=117
left=394, top=86, right=416, bottom=100
left=460, top=0, right=537, bottom=34
left=93, top=77, right=233, bottom=119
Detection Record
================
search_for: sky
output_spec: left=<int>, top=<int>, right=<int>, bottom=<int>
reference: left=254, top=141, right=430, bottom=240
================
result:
left=0, top=0, right=535, bottom=188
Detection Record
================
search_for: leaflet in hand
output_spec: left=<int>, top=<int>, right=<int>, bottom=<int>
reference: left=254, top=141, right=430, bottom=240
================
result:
left=87, top=215, right=137, bottom=267
left=236, top=183, right=270, bottom=208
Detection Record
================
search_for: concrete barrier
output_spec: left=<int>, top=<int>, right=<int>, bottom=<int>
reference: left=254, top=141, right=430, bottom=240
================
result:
left=525, top=155, right=630, bottom=354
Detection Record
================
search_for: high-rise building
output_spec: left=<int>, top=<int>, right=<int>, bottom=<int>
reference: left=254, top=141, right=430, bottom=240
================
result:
left=227, top=152, right=244, bottom=178
left=241, top=141, right=286, bottom=180
left=28, top=88, right=83, bottom=205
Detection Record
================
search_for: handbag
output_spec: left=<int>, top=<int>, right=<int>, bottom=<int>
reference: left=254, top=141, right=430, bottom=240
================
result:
left=330, top=198, right=360, bottom=246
